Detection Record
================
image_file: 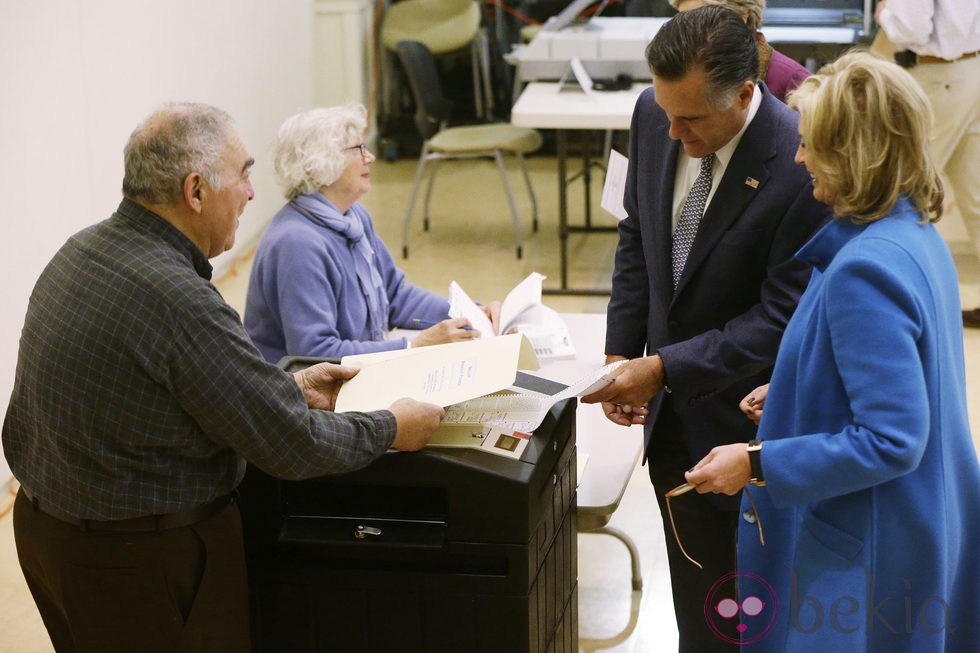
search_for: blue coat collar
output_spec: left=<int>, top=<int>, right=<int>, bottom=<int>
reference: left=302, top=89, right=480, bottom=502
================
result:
left=795, top=196, right=918, bottom=272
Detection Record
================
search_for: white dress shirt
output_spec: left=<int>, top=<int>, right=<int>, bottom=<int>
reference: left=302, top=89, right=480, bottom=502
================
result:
left=877, top=0, right=980, bottom=60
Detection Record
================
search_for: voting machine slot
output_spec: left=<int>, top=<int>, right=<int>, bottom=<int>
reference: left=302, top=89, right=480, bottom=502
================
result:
left=282, top=482, right=448, bottom=522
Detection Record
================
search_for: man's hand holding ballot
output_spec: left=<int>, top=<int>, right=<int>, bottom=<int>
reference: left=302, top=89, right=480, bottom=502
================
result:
left=579, top=355, right=658, bottom=426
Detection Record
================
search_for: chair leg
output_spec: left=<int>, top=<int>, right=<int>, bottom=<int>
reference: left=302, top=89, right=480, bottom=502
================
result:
left=511, top=75, right=524, bottom=109
left=493, top=150, right=524, bottom=259
left=422, top=159, right=441, bottom=231
left=470, top=38, right=485, bottom=121
left=477, top=29, right=494, bottom=119
left=402, top=146, right=431, bottom=259
left=380, top=48, right=399, bottom=123
left=516, top=152, right=538, bottom=233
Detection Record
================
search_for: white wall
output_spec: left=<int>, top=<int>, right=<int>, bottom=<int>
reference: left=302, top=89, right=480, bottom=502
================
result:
left=313, top=0, right=376, bottom=134
left=0, top=0, right=316, bottom=482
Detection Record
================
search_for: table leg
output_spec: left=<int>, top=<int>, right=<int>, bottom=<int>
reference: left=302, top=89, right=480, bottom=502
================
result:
left=542, top=129, right=616, bottom=297
left=558, top=128, right=569, bottom=290
left=583, top=130, right=593, bottom=228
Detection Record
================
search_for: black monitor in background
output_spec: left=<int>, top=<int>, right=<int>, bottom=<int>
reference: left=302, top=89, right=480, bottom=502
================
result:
left=541, top=0, right=614, bottom=32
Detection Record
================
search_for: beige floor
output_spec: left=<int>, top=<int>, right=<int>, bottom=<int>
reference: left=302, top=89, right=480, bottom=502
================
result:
left=2, top=153, right=979, bottom=653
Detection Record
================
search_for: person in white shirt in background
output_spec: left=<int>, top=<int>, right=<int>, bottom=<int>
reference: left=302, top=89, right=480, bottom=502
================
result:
left=875, top=0, right=980, bottom=327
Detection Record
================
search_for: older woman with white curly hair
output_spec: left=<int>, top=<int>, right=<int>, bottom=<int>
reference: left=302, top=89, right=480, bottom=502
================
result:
left=244, top=104, right=497, bottom=361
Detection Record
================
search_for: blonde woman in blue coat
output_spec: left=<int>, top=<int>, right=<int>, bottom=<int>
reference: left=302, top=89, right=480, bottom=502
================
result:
left=684, top=52, right=980, bottom=651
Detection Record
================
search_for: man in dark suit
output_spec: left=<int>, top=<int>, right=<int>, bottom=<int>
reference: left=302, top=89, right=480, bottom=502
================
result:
left=582, top=7, right=830, bottom=651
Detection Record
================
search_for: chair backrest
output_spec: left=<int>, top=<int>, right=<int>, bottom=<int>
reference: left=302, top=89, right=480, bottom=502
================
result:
left=381, top=0, right=481, bottom=53
left=394, top=40, right=454, bottom=141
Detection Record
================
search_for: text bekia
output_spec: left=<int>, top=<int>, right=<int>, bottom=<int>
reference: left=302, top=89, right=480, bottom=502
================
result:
left=788, top=567, right=954, bottom=635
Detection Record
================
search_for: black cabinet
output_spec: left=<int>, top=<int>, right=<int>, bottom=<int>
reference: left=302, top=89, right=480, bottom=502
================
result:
left=239, top=378, right=578, bottom=653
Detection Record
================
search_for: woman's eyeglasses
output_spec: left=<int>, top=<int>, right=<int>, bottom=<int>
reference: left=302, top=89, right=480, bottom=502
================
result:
left=664, top=482, right=765, bottom=569
left=344, top=143, right=369, bottom=160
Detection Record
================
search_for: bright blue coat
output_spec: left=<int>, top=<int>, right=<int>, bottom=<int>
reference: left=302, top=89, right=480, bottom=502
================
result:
left=735, top=198, right=980, bottom=651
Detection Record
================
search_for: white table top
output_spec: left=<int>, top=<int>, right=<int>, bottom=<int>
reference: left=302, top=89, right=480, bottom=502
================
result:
left=534, top=313, right=643, bottom=520
left=510, top=82, right=647, bottom=131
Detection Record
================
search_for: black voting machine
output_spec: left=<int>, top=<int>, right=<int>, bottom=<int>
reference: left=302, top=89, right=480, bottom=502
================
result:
left=238, top=364, right=580, bottom=652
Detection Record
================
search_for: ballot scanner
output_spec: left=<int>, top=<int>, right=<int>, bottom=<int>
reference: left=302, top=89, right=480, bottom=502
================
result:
left=239, top=363, right=579, bottom=653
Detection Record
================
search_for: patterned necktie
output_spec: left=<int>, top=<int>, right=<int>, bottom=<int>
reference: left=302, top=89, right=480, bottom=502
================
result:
left=672, top=153, right=715, bottom=289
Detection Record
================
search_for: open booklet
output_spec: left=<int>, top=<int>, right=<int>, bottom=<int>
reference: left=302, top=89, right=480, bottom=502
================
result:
left=449, top=272, right=576, bottom=361
left=333, top=333, right=626, bottom=460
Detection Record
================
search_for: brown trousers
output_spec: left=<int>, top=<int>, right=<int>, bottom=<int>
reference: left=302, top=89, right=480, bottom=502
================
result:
left=13, top=491, right=250, bottom=653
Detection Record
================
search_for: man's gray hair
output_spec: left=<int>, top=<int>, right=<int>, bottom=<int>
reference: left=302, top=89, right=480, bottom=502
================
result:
left=122, top=102, right=235, bottom=205
left=645, top=6, right=759, bottom=109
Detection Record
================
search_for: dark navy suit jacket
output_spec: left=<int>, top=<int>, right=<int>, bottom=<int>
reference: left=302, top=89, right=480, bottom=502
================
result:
left=606, top=84, right=831, bottom=500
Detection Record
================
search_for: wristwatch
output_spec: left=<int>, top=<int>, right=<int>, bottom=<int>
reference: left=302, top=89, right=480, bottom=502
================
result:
left=747, top=439, right=766, bottom=486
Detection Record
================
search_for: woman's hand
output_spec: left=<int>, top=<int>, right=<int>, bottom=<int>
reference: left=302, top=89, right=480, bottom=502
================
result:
left=739, top=383, right=769, bottom=425
left=481, top=301, right=503, bottom=335
left=410, top=318, right=479, bottom=348
left=685, top=443, right=751, bottom=495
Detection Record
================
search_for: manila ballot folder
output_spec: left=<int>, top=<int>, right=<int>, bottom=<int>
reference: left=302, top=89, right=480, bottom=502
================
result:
left=335, top=333, right=539, bottom=458
left=335, top=332, right=539, bottom=414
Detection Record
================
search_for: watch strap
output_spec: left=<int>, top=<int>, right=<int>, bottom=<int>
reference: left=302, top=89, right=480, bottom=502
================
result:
left=747, top=439, right=765, bottom=486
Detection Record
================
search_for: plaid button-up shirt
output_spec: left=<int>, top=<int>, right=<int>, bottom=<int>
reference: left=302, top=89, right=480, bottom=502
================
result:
left=3, top=198, right=396, bottom=520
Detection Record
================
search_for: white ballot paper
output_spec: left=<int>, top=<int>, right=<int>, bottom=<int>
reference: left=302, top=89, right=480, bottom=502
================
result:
left=441, top=358, right=629, bottom=434
left=449, top=272, right=576, bottom=360
left=428, top=359, right=627, bottom=459
left=449, top=272, right=545, bottom=335
left=570, top=57, right=597, bottom=97
left=601, top=149, right=629, bottom=221
left=335, top=333, right=539, bottom=414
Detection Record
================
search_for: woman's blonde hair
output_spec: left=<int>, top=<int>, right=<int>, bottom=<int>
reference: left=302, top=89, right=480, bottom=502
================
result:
left=272, top=104, right=367, bottom=200
left=668, top=0, right=765, bottom=31
left=787, top=51, right=943, bottom=224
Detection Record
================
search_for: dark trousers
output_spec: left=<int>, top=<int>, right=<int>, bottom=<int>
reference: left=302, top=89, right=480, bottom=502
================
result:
left=648, top=406, right=741, bottom=653
left=13, top=491, right=250, bottom=653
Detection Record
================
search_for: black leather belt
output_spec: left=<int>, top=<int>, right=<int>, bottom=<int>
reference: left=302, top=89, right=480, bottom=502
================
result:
left=21, top=488, right=236, bottom=532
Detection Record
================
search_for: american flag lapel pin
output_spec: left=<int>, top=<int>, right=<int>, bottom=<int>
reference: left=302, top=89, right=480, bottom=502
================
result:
left=745, top=177, right=760, bottom=189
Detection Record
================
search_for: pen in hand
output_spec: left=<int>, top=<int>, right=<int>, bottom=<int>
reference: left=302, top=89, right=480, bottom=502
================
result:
left=412, top=318, right=473, bottom=331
